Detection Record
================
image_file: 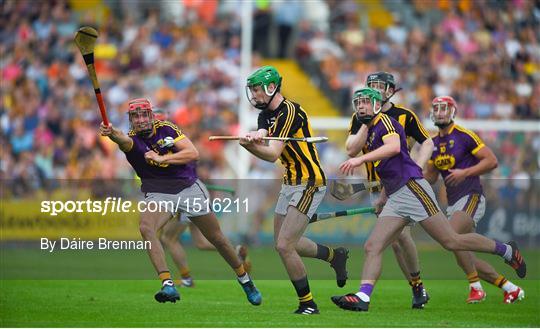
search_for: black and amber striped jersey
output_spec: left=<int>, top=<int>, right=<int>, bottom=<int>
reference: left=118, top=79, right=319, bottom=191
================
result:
left=258, top=99, right=326, bottom=187
left=348, top=102, right=430, bottom=182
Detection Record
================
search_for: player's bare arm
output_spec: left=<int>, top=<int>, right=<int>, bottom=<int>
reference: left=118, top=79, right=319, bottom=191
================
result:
left=144, top=137, right=200, bottom=166
left=340, top=134, right=401, bottom=176
left=423, top=161, right=440, bottom=184
left=100, top=122, right=133, bottom=152
left=253, top=129, right=269, bottom=141
left=445, top=145, right=498, bottom=187
left=240, top=137, right=285, bottom=162
left=413, top=137, right=434, bottom=169
left=345, top=124, right=369, bottom=157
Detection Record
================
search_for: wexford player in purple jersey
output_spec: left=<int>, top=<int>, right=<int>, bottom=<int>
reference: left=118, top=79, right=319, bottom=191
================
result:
left=347, top=72, right=432, bottom=309
left=331, top=88, right=526, bottom=312
left=151, top=108, right=252, bottom=288
left=99, top=98, right=261, bottom=305
left=424, top=96, right=524, bottom=304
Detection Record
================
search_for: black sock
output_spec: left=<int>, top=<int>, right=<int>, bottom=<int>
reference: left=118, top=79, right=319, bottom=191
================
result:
left=292, top=276, right=315, bottom=306
left=315, top=244, right=334, bottom=262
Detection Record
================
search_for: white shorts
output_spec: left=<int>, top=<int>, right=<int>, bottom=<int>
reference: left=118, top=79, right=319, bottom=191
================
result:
left=371, top=190, right=415, bottom=227
left=144, top=179, right=211, bottom=218
left=379, top=179, right=441, bottom=223
left=446, top=194, right=486, bottom=226
left=275, top=184, right=326, bottom=219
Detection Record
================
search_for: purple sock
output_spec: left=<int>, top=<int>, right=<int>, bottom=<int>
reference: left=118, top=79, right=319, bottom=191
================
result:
left=359, top=283, right=374, bottom=297
left=494, top=241, right=507, bottom=256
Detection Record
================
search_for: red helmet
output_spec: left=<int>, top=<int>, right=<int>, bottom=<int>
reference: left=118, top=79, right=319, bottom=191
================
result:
left=128, top=98, right=153, bottom=113
left=432, top=96, right=457, bottom=110
left=128, top=98, right=154, bottom=136
left=431, top=95, right=457, bottom=127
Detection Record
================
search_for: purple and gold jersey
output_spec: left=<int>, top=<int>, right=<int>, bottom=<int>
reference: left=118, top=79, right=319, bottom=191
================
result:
left=365, top=113, right=423, bottom=195
left=124, top=120, right=197, bottom=194
left=349, top=103, right=430, bottom=183
left=429, top=124, right=484, bottom=205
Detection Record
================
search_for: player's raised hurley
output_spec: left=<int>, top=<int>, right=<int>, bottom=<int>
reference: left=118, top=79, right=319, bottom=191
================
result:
left=209, top=136, right=328, bottom=143
left=74, top=26, right=109, bottom=126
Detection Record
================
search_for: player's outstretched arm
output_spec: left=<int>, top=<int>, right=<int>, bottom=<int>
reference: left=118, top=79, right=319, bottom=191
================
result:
left=412, top=137, right=434, bottom=169
left=345, top=125, right=368, bottom=157
left=99, top=122, right=133, bottom=152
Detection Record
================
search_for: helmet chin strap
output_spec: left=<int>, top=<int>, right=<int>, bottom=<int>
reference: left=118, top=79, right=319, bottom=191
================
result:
left=138, top=127, right=154, bottom=137
left=358, top=100, right=381, bottom=124
left=254, top=92, right=276, bottom=110
left=433, top=106, right=455, bottom=129
left=255, top=83, right=281, bottom=110
left=254, top=102, right=269, bottom=110
left=132, top=113, right=154, bottom=137
left=381, top=87, right=402, bottom=107
left=358, top=114, right=374, bottom=125
left=435, top=120, right=453, bottom=129
left=356, top=100, right=384, bottom=126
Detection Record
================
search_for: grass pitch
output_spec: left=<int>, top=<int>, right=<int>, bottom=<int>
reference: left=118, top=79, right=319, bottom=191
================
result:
left=0, top=247, right=538, bottom=327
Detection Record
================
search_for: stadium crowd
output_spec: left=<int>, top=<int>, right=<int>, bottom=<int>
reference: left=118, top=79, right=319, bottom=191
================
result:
left=1, top=0, right=245, bottom=196
left=1, top=0, right=538, bottom=219
left=295, top=0, right=539, bottom=120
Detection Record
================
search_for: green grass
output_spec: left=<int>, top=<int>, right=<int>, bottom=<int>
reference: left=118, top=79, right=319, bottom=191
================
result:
left=0, top=247, right=539, bottom=327
left=2, top=246, right=538, bottom=280
left=1, top=280, right=538, bottom=327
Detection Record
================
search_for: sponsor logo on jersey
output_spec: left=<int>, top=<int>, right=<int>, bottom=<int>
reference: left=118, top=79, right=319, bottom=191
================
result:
left=434, top=154, right=455, bottom=171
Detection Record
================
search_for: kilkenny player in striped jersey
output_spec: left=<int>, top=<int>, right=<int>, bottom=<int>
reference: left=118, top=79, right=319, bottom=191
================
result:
left=240, top=66, right=348, bottom=315
left=331, top=88, right=526, bottom=312
left=424, top=96, right=524, bottom=304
